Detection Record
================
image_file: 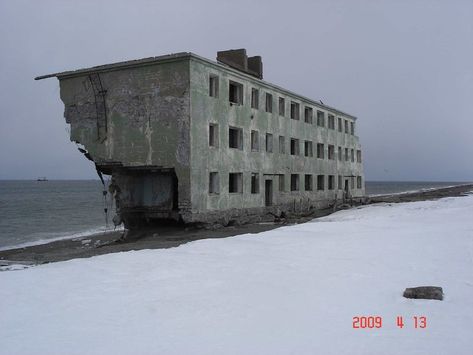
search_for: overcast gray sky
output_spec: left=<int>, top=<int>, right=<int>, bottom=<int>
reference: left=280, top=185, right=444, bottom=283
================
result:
left=0, top=0, right=471, bottom=181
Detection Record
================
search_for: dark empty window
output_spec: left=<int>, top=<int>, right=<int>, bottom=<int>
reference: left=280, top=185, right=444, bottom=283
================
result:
left=351, top=149, right=355, bottom=162
left=251, top=173, right=260, bottom=193
left=338, top=175, right=343, bottom=190
left=279, top=97, right=285, bottom=116
left=279, top=174, right=285, bottom=191
left=209, top=75, right=219, bottom=97
left=305, top=174, right=313, bottom=191
left=357, top=150, right=362, bottom=163
left=328, top=145, right=335, bottom=160
left=317, top=143, right=324, bottom=159
left=345, top=148, right=349, bottom=161
left=328, top=175, right=335, bottom=190
left=357, top=176, right=362, bottom=189
left=344, top=120, right=349, bottom=133
left=351, top=122, right=355, bottom=135
left=317, top=175, right=325, bottom=191
left=251, top=88, right=259, bottom=109
left=266, top=133, right=273, bottom=153
left=265, top=93, right=273, bottom=113
left=279, top=136, right=285, bottom=154
left=229, top=80, right=243, bottom=105
left=290, top=101, right=300, bottom=120
left=338, top=117, right=343, bottom=132
left=229, top=173, right=243, bottom=193
left=304, top=107, right=313, bottom=123
left=317, top=111, right=325, bottom=127
left=328, top=114, right=335, bottom=129
left=229, top=127, right=243, bottom=150
left=209, top=124, right=218, bottom=147
left=291, top=174, right=299, bottom=191
left=251, top=130, right=259, bottom=151
left=338, top=147, right=342, bottom=161
left=304, top=141, right=313, bottom=157
left=209, top=172, right=219, bottom=194
left=290, top=138, right=300, bottom=155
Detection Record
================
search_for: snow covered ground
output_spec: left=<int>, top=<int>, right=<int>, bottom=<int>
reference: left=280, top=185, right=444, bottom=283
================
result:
left=1, top=195, right=473, bottom=355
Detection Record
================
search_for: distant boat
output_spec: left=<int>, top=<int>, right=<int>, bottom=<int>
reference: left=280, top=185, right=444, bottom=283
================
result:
left=37, top=177, right=48, bottom=181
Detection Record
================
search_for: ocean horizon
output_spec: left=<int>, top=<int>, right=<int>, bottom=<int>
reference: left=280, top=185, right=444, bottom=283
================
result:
left=0, top=179, right=471, bottom=250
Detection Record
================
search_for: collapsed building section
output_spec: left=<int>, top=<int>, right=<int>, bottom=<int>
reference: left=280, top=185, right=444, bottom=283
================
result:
left=36, top=49, right=365, bottom=228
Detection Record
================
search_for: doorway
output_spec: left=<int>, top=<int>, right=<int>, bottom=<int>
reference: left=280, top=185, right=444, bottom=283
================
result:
left=265, top=180, right=273, bottom=206
left=344, top=179, right=350, bottom=201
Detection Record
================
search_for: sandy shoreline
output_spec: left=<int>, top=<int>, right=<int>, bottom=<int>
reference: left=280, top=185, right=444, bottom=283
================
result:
left=1, top=183, right=472, bottom=266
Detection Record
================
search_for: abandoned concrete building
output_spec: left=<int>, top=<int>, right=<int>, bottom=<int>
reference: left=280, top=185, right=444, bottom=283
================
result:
left=36, top=49, right=365, bottom=227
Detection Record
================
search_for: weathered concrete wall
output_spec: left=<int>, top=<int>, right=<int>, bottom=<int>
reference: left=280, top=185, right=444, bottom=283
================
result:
left=189, top=57, right=364, bottom=221
left=53, top=52, right=364, bottom=227
left=58, top=59, right=192, bottom=217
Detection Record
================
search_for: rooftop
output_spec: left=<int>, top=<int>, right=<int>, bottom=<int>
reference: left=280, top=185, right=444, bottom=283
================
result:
left=35, top=50, right=357, bottom=120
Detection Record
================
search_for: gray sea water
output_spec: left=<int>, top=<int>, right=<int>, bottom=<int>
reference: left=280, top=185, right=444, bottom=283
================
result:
left=364, top=181, right=470, bottom=196
left=0, top=180, right=469, bottom=250
left=0, top=180, right=117, bottom=250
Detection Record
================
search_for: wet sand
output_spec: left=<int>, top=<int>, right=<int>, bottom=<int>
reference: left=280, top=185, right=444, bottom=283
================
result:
left=1, top=183, right=472, bottom=266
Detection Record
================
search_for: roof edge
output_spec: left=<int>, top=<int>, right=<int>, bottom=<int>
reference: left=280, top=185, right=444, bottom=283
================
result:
left=34, top=52, right=192, bottom=80
left=34, top=51, right=357, bottom=120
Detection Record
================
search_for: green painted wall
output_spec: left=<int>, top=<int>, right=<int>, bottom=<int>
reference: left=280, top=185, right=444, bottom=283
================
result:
left=189, top=58, right=364, bottom=213
left=57, top=53, right=365, bottom=222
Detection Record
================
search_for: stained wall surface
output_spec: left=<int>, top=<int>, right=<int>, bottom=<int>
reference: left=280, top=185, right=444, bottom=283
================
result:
left=58, top=59, right=192, bottom=214
left=189, top=57, right=364, bottom=216
left=55, top=53, right=364, bottom=224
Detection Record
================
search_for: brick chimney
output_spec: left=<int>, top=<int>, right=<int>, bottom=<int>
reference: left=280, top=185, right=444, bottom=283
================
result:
left=217, top=49, right=263, bottom=79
